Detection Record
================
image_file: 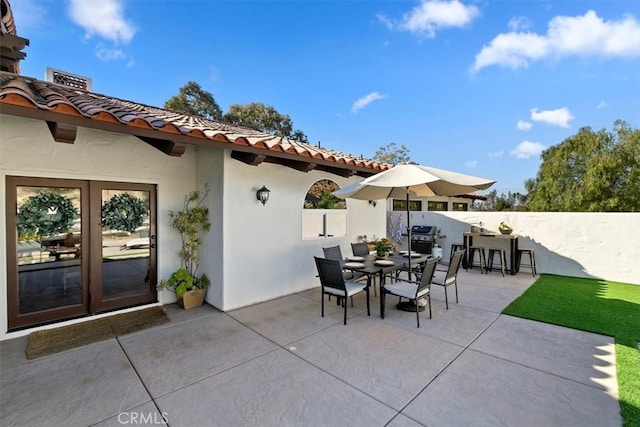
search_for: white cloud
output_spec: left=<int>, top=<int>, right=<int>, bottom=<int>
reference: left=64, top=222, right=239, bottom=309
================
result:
left=69, top=0, right=136, bottom=44
left=378, top=0, right=480, bottom=38
left=597, top=100, right=609, bottom=109
left=511, top=141, right=546, bottom=159
left=508, top=16, right=531, bottom=32
left=472, top=10, right=640, bottom=72
left=530, top=107, right=574, bottom=128
left=351, top=92, right=386, bottom=113
left=517, top=120, right=532, bottom=130
left=465, top=160, right=478, bottom=168
left=488, top=151, right=504, bottom=157
left=95, top=46, right=126, bottom=61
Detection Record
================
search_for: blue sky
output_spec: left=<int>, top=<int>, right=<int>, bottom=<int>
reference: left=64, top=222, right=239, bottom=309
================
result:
left=11, top=0, right=640, bottom=193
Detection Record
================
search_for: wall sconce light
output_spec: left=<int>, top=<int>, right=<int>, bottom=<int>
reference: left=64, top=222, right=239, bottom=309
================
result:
left=368, top=200, right=377, bottom=207
left=256, top=185, right=270, bottom=205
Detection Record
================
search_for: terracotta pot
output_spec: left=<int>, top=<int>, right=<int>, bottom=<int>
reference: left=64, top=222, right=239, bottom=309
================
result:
left=178, top=288, right=206, bottom=310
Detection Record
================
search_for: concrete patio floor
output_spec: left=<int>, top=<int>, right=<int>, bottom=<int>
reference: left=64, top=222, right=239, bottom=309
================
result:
left=0, top=269, right=621, bottom=426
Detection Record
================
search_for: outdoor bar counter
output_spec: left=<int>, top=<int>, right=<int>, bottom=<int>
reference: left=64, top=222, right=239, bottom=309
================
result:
left=462, top=232, right=519, bottom=275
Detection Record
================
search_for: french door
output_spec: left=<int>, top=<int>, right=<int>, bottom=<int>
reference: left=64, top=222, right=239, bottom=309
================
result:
left=6, top=177, right=157, bottom=330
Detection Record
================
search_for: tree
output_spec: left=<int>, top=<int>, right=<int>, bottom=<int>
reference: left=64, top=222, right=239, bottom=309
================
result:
left=304, top=180, right=345, bottom=209
left=164, top=81, right=222, bottom=120
left=373, top=142, right=411, bottom=165
left=525, top=120, right=640, bottom=212
left=290, top=129, right=310, bottom=143
left=475, top=190, right=528, bottom=211
left=223, top=102, right=309, bottom=142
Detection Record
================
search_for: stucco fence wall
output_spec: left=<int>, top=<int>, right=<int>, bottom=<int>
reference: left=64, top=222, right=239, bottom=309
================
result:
left=387, top=210, right=639, bottom=285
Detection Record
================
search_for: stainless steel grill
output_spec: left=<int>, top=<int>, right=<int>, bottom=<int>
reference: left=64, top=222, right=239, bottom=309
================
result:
left=410, top=225, right=436, bottom=253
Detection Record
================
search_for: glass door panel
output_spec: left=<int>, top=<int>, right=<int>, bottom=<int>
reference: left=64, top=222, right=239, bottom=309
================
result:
left=91, top=182, right=157, bottom=311
left=7, top=177, right=89, bottom=329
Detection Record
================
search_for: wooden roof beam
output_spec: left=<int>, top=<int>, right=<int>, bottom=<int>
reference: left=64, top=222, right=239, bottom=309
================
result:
left=317, top=165, right=357, bottom=178
left=281, top=159, right=317, bottom=173
left=46, top=121, right=76, bottom=144
left=138, top=136, right=186, bottom=157
left=231, top=150, right=266, bottom=166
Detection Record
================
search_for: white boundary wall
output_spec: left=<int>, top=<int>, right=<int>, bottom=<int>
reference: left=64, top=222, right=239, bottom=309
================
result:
left=388, top=210, right=640, bottom=285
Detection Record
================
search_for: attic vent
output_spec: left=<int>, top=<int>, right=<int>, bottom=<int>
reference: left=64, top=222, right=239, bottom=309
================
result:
left=45, top=67, right=92, bottom=91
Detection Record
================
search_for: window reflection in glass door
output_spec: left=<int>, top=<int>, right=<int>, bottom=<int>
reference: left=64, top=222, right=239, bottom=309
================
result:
left=15, top=186, right=83, bottom=314
left=100, top=189, right=152, bottom=300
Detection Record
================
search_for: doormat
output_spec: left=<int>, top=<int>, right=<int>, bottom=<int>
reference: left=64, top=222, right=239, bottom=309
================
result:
left=25, top=306, right=170, bottom=360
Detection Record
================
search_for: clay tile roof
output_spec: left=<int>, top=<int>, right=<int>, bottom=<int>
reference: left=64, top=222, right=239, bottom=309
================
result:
left=0, top=72, right=389, bottom=176
left=1, top=0, right=17, bottom=36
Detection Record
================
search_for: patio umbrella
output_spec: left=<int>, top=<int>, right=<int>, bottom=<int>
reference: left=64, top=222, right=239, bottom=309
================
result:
left=334, top=163, right=495, bottom=274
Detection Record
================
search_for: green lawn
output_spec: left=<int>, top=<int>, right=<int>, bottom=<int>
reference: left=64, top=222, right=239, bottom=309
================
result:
left=502, top=274, right=640, bottom=427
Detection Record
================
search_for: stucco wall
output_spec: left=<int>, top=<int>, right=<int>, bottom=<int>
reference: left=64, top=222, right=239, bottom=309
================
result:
left=208, top=154, right=386, bottom=311
left=0, top=114, right=198, bottom=337
left=388, top=210, right=640, bottom=284
left=0, top=113, right=388, bottom=338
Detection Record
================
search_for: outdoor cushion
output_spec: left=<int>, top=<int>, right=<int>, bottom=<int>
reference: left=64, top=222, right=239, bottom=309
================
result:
left=384, top=281, right=429, bottom=300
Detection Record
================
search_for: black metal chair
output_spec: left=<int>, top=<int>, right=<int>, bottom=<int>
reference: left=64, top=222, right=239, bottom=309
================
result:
left=351, top=242, right=370, bottom=257
left=324, top=245, right=368, bottom=279
left=314, top=257, right=370, bottom=325
left=431, top=249, right=465, bottom=309
left=323, top=245, right=368, bottom=303
left=323, top=245, right=355, bottom=280
left=381, top=257, right=438, bottom=327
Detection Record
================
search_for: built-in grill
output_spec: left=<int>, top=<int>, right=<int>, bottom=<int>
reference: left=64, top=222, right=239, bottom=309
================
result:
left=410, top=225, right=436, bottom=253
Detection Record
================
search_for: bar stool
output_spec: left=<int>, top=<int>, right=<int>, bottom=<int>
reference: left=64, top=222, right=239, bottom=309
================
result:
left=487, top=248, right=507, bottom=277
left=518, top=248, right=537, bottom=276
left=450, top=243, right=465, bottom=260
left=467, top=245, right=486, bottom=273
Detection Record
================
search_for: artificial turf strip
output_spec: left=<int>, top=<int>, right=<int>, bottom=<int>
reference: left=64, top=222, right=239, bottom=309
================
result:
left=502, top=274, right=640, bottom=427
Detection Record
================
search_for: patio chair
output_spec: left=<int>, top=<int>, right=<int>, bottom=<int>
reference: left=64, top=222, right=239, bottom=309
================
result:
left=431, top=249, right=465, bottom=309
left=323, top=245, right=369, bottom=303
left=381, top=257, right=438, bottom=327
left=350, top=242, right=370, bottom=257
left=314, top=257, right=370, bottom=325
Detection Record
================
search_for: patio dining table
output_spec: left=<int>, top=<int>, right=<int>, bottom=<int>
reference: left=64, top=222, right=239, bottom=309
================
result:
left=342, top=252, right=430, bottom=315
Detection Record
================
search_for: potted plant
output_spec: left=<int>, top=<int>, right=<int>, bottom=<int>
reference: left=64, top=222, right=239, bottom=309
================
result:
left=374, top=237, right=394, bottom=258
left=158, top=188, right=211, bottom=309
left=161, top=267, right=210, bottom=309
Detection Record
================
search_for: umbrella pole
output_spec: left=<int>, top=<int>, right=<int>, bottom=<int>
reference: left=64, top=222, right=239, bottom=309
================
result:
left=406, top=187, right=411, bottom=278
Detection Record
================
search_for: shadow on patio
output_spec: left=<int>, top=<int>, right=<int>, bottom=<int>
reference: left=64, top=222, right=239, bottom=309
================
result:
left=0, top=270, right=621, bottom=426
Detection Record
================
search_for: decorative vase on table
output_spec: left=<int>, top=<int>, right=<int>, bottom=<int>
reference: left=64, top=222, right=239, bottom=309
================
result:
left=376, top=251, right=389, bottom=259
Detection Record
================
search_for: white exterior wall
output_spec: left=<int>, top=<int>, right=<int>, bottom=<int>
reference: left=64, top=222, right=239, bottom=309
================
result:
left=205, top=153, right=386, bottom=310
left=395, top=211, right=639, bottom=285
left=0, top=115, right=198, bottom=338
left=0, top=114, right=387, bottom=338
